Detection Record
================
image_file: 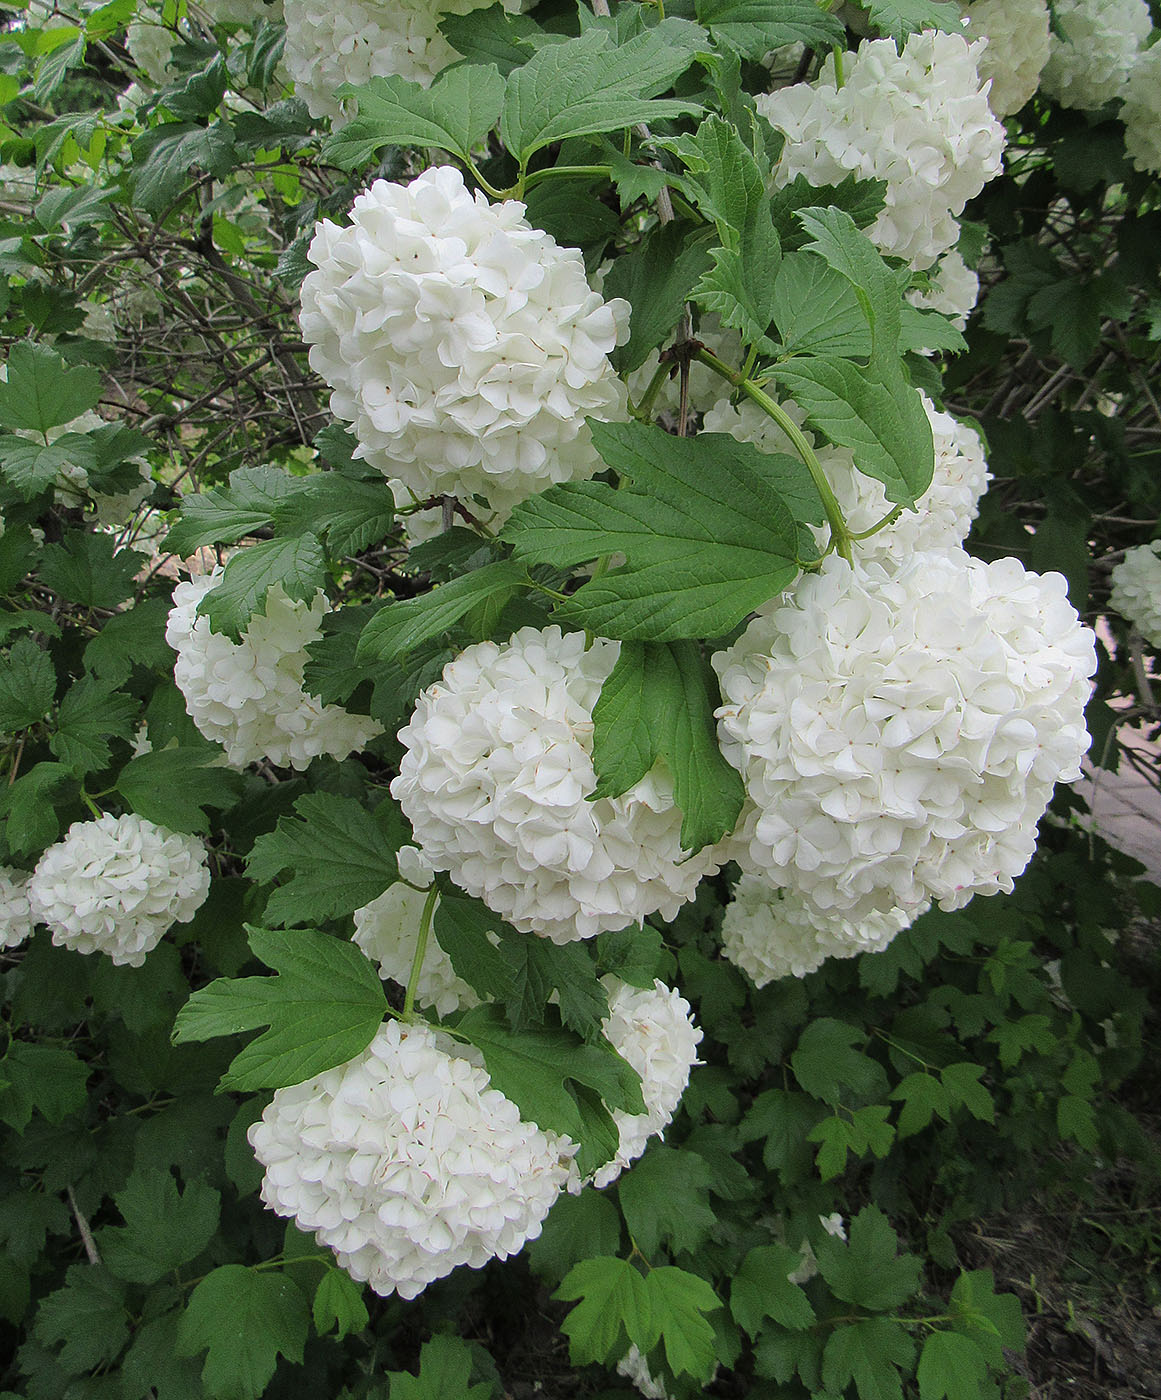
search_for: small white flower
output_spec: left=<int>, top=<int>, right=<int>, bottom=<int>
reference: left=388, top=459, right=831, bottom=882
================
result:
left=248, top=1018, right=574, bottom=1299
left=713, top=550, right=1096, bottom=930
left=165, top=572, right=383, bottom=771
left=1040, top=0, right=1153, bottom=108
left=589, top=978, right=702, bottom=1189
left=1109, top=541, right=1161, bottom=646
left=616, top=1346, right=674, bottom=1400
left=299, top=167, right=630, bottom=523
left=0, top=867, right=35, bottom=951
left=28, top=813, right=210, bottom=967
left=757, top=29, right=1006, bottom=269
left=907, top=249, right=980, bottom=332
left=961, top=0, right=1052, bottom=115
left=392, top=626, right=724, bottom=944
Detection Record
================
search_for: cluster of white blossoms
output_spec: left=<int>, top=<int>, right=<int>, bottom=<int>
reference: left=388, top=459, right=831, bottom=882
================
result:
left=27, top=813, right=210, bottom=967
left=907, top=249, right=980, bottom=332
left=1121, top=45, right=1161, bottom=175
left=0, top=867, right=35, bottom=951
left=1108, top=541, right=1161, bottom=646
left=1040, top=0, right=1153, bottom=109
left=616, top=1347, right=674, bottom=1400
left=283, top=0, right=518, bottom=122
left=720, top=874, right=921, bottom=986
left=713, top=550, right=1096, bottom=943
left=756, top=29, right=1005, bottom=269
left=299, top=167, right=629, bottom=525
left=352, top=851, right=480, bottom=1018
left=392, top=626, right=724, bottom=944
left=704, top=391, right=990, bottom=565
left=165, top=573, right=383, bottom=771
left=961, top=0, right=1052, bottom=116
left=588, top=978, right=702, bottom=1190
left=248, top=1018, right=574, bottom=1299
left=127, top=0, right=283, bottom=85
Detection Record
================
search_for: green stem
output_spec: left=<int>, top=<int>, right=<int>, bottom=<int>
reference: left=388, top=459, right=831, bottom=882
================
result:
left=520, top=164, right=614, bottom=196
left=80, top=789, right=102, bottom=820
left=695, top=347, right=853, bottom=561
left=849, top=505, right=903, bottom=541
left=631, top=358, right=672, bottom=420
left=465, top=158, right=507, bottom=201
left=403, top=884, right=440, bottom=1019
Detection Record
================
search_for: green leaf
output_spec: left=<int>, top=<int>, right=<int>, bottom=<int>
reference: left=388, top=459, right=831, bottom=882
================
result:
left=890, top=1071, right=952, bottom=1139
left=528, top=1189, right=623, bottom=1286
left=432, top=890, right=515, bottom=1002
left=130, top=120, right=237, bottom=214
left=312, top=1269, right=369, bottom=1340
left=0, top=636, right=55, bottom=733
left=277, top=476, right=396, bottom=558
left=500, top=26, right=705, bottom=164
left=556, top=1256, right=656, bottom=1364
left=949, top=1270, right=1025, bottom=1365
left=454, top=1002, right=644, bottom=1176
left=590, top=639, right=742, bottom=852
left=645, top=1266, right=720, bottom=1379
left=986, top=1013, right=1056, bottom=1069
left=121, top=1311, right=205, bottom=1400
left=595, top=924, right=666, bottom=990
left=97, top=1169, right=220, bottom=1284
left=171, top=924, right=389, bottom=1092
left=940, top=1062, right=994, bottom=1123
left=84, top=598, right=175, bottom=686
left=770, top=176, right=887, bottom=251
left=388, top=1336, right=492, bottom=1400
left=34, top=1265, right=128, bottom=1373
left=731, top=1244, right=816, bottom=1335
left=158, top=54, right=229, bottom=121
left=164, top=465, right=300, bottom=556
left=791, top=1018, right=889, bottom=1106
left=198, top=534, right=328, bottom=640
left=0, top=1042, right=89, bottom=1132
left=117, top=747, right=244, bottom=834
left=439, top=4, right=547, bottom=75
left=326, top=64, right=505, bottom=167
left=773, top=254, right=871, bottom=358
left=176, top=1265, right=309, bottom=1400
left=917, top=1331, right=990, bottom=1400
left=0, top=761, right=73, bottom=855
left=49, top=675, right=136, bottom=775
left=0, top=343, right=101, bottom=434
left=815, top=1206, right=922, bottom=1311
left=0, top=433, right=94, bottom=500
left=356, top=560, right=527, bottom=664
left=504, top=937, right=610, bottom=1040
left=605, top=223, right=714, bottom=373
left=34, top=32, right=86, bottom=101
left=617, top=1146, right=717, bottom=1257
left=823, top=1319, right=915, bottom=1400
left=694, top=0, right=843, bottom=58
left=1057, top=1093, right=1098, bottom=1150
left=693, top=201, right=781, bottom=347
left=39, top=531, right=140, bottom=609
left=246, top=793, right=404, bottom=925
left=504, top=419, right=800, bottom=640
left=865, top=0, right=961, bottom=41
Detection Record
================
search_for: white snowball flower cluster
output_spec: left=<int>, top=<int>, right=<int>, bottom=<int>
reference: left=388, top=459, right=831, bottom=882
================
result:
left=907, top=249, right=980, bottom=331
left=0, top=867, right=35, bottom=951
left=1040, top=0, right=1153, bottom=109
left=1109, top=541, right=1161, bottom=646
left=589, top=978, right=702, bottom=1190
left=713, top=550, right=1096, bottom=934
left=961, top=0, right=1052, bottom=115
left=720, top=873, right=921, bottom=986
left=27, top=813, right=210, bottom=968
left=299, top=167, right=629, bottom=524
left=352, top=849, right=480, bottom=1018
left=392, top=626, right=724, bottom=944
left=248, top=1018, right=573, bottom=1299
left=284, top=0, right=518, bottom=122
left=756, top=30, right=1005, bottom=269
left=166, top=572, right=383, bottom=771
left=1121, top=45, right=1161, bottom=175
left=704, top=391, right=990, bottom=565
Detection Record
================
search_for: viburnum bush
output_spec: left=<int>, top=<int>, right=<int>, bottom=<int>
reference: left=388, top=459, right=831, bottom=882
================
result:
left=1, top=2, right=1159, bottom=1399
